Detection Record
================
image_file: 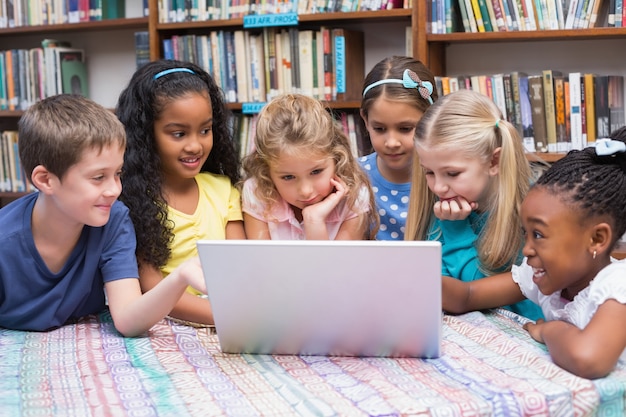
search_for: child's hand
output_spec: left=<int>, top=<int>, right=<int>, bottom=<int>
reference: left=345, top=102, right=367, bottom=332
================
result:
left=523, top=319, right=545, bottom=344
left=177, top=257, right=207, bottom=294
left=433, top=197, right=477, bottom=221
left=302, top=176, right=348, bottom=223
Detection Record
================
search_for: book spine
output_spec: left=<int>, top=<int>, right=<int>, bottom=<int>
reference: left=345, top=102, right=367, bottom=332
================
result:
left=518, top=74, right=536, bottom=152
left=583, top=73, right=596, bottom=145
left=594, top=75, right=610, bottom=138
left=529, top=75, right=547, bottom=152
left=608, top=75, right=625, bottom=133
left=490, top=0, right=507, bottom=29
left=477, top=0, right=494, bottom=29
left=542, top=70, right=558, bottom=153
left=553, top=75, right=568, bottom=152
left=471, top=0, right=487, bottom=30
left=569, top=72, right=583, bottom=150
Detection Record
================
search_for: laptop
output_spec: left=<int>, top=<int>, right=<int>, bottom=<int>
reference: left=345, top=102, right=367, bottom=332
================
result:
left=196, top=239, right=442, bottom=358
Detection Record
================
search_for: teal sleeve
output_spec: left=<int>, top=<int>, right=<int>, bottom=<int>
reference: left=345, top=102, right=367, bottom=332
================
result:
left=436, top=218, right=484, bottom=282
left=434, top=217, right=545, bottom=321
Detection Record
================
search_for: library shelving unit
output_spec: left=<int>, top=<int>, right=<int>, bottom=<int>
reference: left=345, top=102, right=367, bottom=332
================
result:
left=0, top=15, right=148, bottom=204
left=146, top=0, right=414, bottom=112
left=414, top=1, right=626, bottom=163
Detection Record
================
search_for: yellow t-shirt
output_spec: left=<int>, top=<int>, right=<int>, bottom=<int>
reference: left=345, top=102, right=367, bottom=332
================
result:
left=162, top=173, right=243, bottom=294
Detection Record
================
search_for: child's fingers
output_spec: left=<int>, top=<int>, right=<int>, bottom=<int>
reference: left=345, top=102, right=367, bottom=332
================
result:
left=434, top=198, right=474, bottom=221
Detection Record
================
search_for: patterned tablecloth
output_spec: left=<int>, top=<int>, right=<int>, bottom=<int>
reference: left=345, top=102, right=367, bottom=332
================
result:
left=1, top=308, right=625, bottom=417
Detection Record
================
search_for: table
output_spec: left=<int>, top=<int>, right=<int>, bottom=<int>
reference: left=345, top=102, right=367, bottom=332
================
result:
left=1, top=308, right=625, bottom=416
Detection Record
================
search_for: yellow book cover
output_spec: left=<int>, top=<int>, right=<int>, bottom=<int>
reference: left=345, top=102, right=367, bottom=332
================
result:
left=584, top=73, right=596, bottom=145
left=471, top=0, right=486, bottom=31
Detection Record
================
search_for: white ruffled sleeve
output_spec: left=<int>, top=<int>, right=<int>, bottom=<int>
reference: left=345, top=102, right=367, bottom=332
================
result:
left=511, top=258, right=541, bottom=303
left=587, top=260, right=626, bottom=306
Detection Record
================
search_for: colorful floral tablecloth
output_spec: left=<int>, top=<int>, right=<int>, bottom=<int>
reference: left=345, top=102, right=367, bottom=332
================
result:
left=1, top=308, right=625, bottom=416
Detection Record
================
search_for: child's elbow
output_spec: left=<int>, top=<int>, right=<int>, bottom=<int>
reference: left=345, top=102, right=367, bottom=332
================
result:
left=557, top=351, right=615, bottom=380
left=112, top=319, right=146, bottom=338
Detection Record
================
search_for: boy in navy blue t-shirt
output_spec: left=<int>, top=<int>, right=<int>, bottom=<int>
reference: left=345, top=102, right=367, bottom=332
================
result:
left=0, top=94, right=205, bottom=336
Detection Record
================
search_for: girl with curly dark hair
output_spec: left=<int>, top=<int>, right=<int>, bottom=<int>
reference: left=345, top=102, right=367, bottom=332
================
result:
left=116, top=59, right=245, bottom=326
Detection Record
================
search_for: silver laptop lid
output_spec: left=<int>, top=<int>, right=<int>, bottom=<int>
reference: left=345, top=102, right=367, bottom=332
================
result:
left=197, top=240, right=441, bottom=358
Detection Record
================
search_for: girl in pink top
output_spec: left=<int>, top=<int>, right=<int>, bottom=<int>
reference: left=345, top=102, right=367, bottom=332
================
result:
left=242, top=94, right=378, bottom=240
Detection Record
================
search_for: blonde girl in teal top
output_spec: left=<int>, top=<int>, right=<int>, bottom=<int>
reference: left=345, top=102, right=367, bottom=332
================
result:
left=405, top=89, right=543, bottom=320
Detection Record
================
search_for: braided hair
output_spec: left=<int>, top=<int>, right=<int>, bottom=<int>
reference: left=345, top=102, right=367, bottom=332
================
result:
left=535, top=126, right=626, bottom=248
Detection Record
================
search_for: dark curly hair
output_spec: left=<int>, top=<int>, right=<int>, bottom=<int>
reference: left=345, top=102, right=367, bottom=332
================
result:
left=535, top=126, right=626, bottom=249
left=116, top=59, right=241, bottom=268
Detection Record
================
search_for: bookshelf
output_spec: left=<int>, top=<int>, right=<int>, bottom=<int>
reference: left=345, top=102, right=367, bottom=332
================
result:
left=147, top=0, right=413, bottom=110
left=0, top=3, right=148, bottom=203
left=415, top=0, right=626, bottom=161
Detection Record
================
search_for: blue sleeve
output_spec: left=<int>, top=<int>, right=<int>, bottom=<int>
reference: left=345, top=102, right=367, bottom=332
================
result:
left=99, top=201, right=139, bottom=282
left=434, top=217, right=485, bottom=282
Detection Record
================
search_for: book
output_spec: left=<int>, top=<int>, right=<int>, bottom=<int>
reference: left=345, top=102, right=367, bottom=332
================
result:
left=457, top=0, right=472, bottom=30
left=314, top=30, right=324, bottom=99
left=102, top=0, right=125, bottom=19
left=5, top=50, right=19, bottom=111
left=608, top=75, right=625, bottom=135
left=41, top=39, right=72, bottom=98
left=331, top=28, right=364, bottom=101
left=518, top=74, right=535, bottom=152
left=134, top=31, right=150, bottom=69
left=528, top=75, right=548, bottom=152
left=58, top=49, right=89, bottom=97
left=594, top=74, right=610, bottom=139
left=471, top=0, right=487, bottom=30
left=279, top=29, right=292, bottom=95
left=263, top=28, right=279, bottom=101
left=510, top=71, right=526, bottom=139
left=580, top=74, right=588, bottom=146
left=485, top=0, right=502, bottom=30
left=298, top=30, right=315, bottom=97
left=492, top=73, right=507, bottom=120
left=249, top=33, right=266, bottom=102
left=583, top=73, right=596, bottom=145
left=542, top=69, right=562, bottom=153
left=568, top=72, right=584, bottom=150
left=553, top=74, right=569, bottom=152
left=565, top=0, right=580, bottom=27
left=477, top=0, right=495, bottom=29
left=233, top=30, right=249, bottom=103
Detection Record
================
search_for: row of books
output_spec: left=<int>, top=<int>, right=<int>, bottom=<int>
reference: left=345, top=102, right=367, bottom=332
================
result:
left=231, top=109, right=371, bottom=161
left=434, top=71, right=625, bottom=153
left=0, top=39, right=89, bottom=111
left=431, top=0, right=618, bottom=33
left=162, top=27, right=365, bottom=104
left=157, top=0, right=407, bottom=22
left=0, top=130, right=35, bottom=193
left=0, top=0, right=132, bottom=28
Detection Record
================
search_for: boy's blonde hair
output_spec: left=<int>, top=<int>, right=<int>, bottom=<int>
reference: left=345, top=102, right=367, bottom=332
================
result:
left=19, top=94, right=126, bottom=184
left=405, top=89, right=531, bottom=274
left=242, top=94, right=379, bottom=238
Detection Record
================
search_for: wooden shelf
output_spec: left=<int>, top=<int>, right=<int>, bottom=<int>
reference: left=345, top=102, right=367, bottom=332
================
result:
left=0, top=17, right=148, bottom=36
left=426, top=27, right=626, bottom=43
left=155, top=9, right=411, bottom=32
left=527, top=152, right=567, bottom=163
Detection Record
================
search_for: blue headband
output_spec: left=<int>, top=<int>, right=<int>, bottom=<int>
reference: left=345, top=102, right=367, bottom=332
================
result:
left=153, top=68, right=196, bottom=80
left=362, top=69, right=434, bottom=105
left=596, top=138, right=626, bottom=156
